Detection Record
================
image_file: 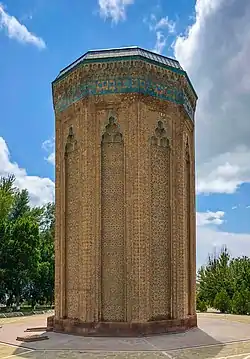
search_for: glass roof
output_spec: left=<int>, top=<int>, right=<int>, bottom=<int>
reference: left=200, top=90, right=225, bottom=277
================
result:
left=57, top=46, right=183, bottom=79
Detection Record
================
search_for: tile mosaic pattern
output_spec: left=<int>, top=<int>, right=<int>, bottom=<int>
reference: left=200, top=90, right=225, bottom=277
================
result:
left=54, top=77, right=194, bottom=121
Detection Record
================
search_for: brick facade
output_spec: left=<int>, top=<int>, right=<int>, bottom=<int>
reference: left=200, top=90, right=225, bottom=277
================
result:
left=48, top=47, right=197, bottom=336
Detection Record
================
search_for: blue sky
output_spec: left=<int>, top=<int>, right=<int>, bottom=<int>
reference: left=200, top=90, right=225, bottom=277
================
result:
left=1, top=0, right=250, bottom=268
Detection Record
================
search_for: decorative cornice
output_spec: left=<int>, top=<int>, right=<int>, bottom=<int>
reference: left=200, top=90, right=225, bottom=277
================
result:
left=54, top=76, right=195, bottom=122
left=52, top=55, right=197, bottom=101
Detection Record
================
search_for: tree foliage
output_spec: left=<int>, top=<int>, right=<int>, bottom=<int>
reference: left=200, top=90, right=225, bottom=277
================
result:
left=1, top=174, right=250, bottom=316
left=196, top=292, right=208, bottom=312
left=197, top=246, right=250, bottom=315
left=214, top=289, right=231, bottom=313
left=0, top=175, right=54, bottom=309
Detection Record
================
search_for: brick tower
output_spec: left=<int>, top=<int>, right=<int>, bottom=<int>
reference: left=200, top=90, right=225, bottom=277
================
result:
left=47, top=47, right=198, bottom=336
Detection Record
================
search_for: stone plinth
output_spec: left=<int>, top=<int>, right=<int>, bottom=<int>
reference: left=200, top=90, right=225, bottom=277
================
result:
left=47, top=314, right=197, bottom=336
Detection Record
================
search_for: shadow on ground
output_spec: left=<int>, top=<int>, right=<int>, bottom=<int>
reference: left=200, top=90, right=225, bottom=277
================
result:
left=1, top=313, right=249, bottom=358
left=11, top=327, right=224, bottom=359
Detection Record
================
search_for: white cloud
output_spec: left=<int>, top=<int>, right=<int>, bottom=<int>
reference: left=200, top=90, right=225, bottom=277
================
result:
left=153, top=31, right=167, bottom=54
left=196, top=146, right=250, bottom=194
left=0, top=137, right=54, bottom=207
left=98, top=0, right=134, bottom=22
left=197, top=210, right=225, bottom=226
left=42, top=137, right=55, bottom=166
left=196, top=210, right=250, bottom=268
left=0, top=3, right=45, bottom=49
left=47, top=152, right=55, bottom=165
left=151, top=14, right=176, bottom=33
left=145, top=14, right=176, bottom=55
left=174, top=0, right=250, bottom=194
left=197, top=224, right=250, bottom=270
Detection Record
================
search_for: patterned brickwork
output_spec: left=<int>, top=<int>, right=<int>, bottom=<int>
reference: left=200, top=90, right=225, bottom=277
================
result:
left=185, top=140, right=192, bottom=315
left=185, top=122, right=196, bottom=316
left=51, top=49, right=197, bottom=336
left=54, top=121, right=62, bottom=320
left=124, top=100, right=141, bottom=322
left=101, top=117, right=125, bottom=322
left=78, top=104, right=93, bottom=323
left=84, top=100, right=99, bottom=323
left=150, top=121, right=171, bottom=320
left=64, top=127, right=79, bottom=319
left=171, top=116, right=186, bottom=319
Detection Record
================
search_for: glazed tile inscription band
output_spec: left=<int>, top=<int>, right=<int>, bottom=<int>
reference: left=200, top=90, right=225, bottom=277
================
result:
left=54, top=77, right=194, bottom=121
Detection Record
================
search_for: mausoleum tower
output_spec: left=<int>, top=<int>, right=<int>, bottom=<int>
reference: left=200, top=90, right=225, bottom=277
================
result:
left=47, top=46, right=198, bottom=336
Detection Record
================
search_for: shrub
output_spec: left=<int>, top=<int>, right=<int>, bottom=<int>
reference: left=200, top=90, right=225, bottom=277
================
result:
left=231, top=289, right=250, bottom=315
left=213, top=289, right=231, bottom=313
left=197, top=300, right=207, bottom=312
left=196, top=293, right=207, bottom=312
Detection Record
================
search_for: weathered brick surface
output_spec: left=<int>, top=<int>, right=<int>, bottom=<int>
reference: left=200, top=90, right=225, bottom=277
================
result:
left=49, top=314, right=197, bottom=336
left=101, top=124, right=125, bottom=322
left=50, top=53, right=197, bottom=336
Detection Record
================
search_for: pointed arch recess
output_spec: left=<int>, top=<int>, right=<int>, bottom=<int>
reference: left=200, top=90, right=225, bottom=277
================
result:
left=101, top=116, right=125, bottom=322
left=150, top=120, right=171, bottom=320
left=185, top=137, right=192, bottom=315
left=64, top=126, right=79, bottom=318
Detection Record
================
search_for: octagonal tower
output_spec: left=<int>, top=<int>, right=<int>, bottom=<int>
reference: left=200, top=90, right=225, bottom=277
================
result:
left=47, top=46, right=198, bottom=336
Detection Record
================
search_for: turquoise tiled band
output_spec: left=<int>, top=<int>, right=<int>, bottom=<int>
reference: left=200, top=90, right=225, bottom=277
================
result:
left=54, top=77, right=194, bottom=121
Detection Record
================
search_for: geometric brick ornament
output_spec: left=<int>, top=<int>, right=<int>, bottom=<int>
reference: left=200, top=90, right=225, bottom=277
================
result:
left=48, top=46, right=198, bottom=336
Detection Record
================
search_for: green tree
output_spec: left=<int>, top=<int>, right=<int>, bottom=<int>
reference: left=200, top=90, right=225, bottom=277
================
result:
left=196, top=292, right=207, bottom=312
left=230, top=257, right=250, bottom=294
left=214, top=289, right=231, bottom=313
left=231, top=287, right=250, bottom=315
left=0, top=175, right=55, bottom=308
left=1, top=218, right=40, bottom=308
left=198, top=246, right=232, bottom=308
left=9, top=189, right=30, bottom=221
left=198, top=247, right=234, bottom=307
left=26, top=203, right=55, bottom=307
left=197, top=245, right=250, bottom=315
left=39, top=203, right=55, bottom=305
left=0, top=175, right=15, bottom=220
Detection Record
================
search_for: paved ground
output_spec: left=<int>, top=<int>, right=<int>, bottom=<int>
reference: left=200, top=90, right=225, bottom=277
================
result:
left=1, top=313, right=250, bottom=358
